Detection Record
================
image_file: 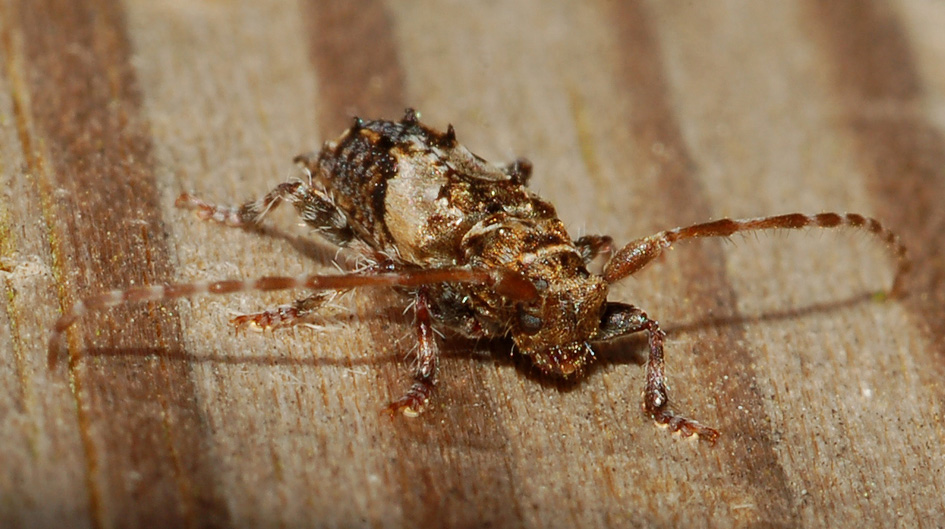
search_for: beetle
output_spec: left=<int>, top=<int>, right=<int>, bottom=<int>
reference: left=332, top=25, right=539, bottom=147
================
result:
left=50, top=109, right=908, bottom=442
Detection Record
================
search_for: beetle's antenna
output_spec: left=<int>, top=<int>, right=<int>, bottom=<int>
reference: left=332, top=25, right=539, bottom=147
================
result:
left=604, top=213, right=909, bottom=295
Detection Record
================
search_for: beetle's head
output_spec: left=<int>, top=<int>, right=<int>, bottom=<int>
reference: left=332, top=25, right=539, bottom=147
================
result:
left=511, top=268, right=608, bottom=377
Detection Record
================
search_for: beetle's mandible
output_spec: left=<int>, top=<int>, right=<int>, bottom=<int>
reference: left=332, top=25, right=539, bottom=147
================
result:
left=50, top=108, right=910, bottom=443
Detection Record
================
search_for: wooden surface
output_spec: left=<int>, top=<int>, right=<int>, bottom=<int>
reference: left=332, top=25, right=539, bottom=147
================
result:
left=2, top=1, right=944, bottom=527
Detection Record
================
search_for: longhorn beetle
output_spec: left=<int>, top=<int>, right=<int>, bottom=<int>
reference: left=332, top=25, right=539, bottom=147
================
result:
left=49, top=109, right=909, bottom=443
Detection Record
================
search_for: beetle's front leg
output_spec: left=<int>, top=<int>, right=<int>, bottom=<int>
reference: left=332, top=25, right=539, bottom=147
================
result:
left=597, top=302, right=720, bottom=443
left=384, top=287, right=439, bottom=417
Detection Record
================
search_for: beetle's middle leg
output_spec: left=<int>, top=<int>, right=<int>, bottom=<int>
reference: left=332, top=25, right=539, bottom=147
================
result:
left=384, top=287, right=439, bottom=417
left=229, top=291, right=336, bottom=331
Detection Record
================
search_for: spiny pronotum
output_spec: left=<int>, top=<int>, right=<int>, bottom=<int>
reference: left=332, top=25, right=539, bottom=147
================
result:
left=50, top=109, right=909, bottom=443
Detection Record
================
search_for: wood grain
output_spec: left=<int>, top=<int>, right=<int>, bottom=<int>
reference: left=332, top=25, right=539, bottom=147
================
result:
left=1, top=0, right=943, bottom=528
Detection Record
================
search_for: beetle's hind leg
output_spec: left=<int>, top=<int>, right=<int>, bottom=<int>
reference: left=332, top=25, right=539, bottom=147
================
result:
left=176, top=179, right=354, bottom=247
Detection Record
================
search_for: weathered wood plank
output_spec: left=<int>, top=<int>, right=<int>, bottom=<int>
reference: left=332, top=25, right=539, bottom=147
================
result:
left=1, top=1, right=943, bottom=527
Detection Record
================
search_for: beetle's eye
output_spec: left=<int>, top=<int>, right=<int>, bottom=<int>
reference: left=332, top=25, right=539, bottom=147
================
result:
left=517, top=308, right=543, bottom=335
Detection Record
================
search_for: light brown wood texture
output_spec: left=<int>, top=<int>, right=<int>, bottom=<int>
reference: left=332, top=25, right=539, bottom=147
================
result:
left=2, top=1, right=944, bottom=527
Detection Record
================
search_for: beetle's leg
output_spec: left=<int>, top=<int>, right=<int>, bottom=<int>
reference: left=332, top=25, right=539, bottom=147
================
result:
left=574, top=235, right=614, bottom=265
left=384, top=287, right=438, bottom=417
left=230, top=291, right=335, bottom=331
left=597, top=302, right=720, bottom=443
left=176, top=179, right=354, bottom=246
left=603, top=213, right=909, bottom=295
